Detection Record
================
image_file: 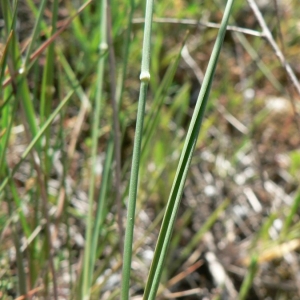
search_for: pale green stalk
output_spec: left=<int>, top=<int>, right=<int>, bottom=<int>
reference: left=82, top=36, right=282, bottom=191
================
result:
left=81, top=0, right=107, bottom=298
left=121, top=0, right=154, bottom=298
left=143, top=1, right=234, bottom=299
left=121, top=38, right=185, bottom=217
left=86, top=0, right=137, bottom=283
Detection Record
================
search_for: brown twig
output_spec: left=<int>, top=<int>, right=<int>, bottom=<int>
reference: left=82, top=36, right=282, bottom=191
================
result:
left=133, top=17, right=264, bottom=37
left=15, top=285, right=44, bottom=300
left=271, top=0, right=285, bottom=53
left=247, top=0, right=300, bottom=96
left=181, top=45, right=204, bottom=84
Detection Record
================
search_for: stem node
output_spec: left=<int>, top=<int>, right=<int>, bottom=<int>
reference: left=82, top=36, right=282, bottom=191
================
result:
left=140, top=71, right=150, bottom=82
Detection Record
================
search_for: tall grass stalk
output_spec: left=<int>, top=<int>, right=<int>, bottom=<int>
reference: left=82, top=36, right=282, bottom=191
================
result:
left=120, top=45, right=186, bottom=202
left=121, top=0, right=154, bottom=297
left=143, top=0, right=234, bottom=298
left=81, top=0, right=107, bottom=298
left=84, top=0, right=137, bottom=283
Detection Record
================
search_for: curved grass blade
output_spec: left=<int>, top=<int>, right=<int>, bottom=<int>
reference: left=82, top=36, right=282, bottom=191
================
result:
left=143, top=1, right=235, bottom=299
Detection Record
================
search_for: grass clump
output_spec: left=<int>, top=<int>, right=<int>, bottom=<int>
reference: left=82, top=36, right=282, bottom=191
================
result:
left=1, top=0, right=300, bottom=299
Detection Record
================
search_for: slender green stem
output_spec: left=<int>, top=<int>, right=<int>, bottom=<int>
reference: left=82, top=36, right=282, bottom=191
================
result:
left=121, top=82, right=148, bottom=299
left=82, top=0, right=107, bottom=298
left=121, top=0, right=154, bottom=298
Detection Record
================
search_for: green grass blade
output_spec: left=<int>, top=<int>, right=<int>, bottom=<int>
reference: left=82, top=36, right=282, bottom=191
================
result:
left=0, top=89, right=75, bottom=195
left=0, top=90, right=16, bottom=176
left=143, top=1, right=235, bottom=298
left=239, top=255, right=258, bottom=300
